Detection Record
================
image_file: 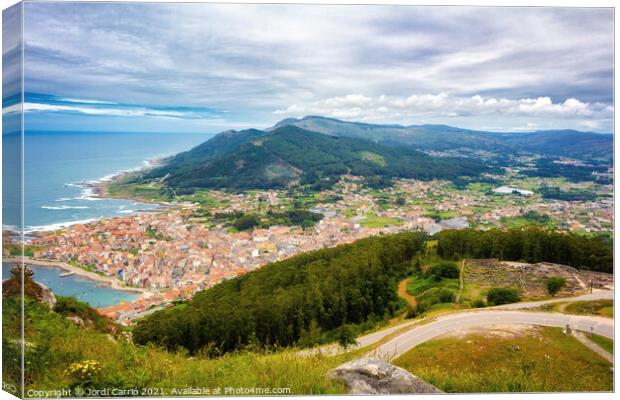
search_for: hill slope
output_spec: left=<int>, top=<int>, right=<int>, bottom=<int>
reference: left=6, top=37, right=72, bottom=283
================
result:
left=273, top=116, right=612, bottom=161
left=152, top=126, right=489, bottom=190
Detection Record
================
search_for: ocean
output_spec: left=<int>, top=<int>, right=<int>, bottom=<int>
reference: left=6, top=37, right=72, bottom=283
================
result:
left=15, top=130, right=211, bottom=232
left=2, top=130, right=212, bottom=307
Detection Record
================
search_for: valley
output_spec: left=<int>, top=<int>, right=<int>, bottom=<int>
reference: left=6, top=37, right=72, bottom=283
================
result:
left=3, top=115, right=614, bottom=395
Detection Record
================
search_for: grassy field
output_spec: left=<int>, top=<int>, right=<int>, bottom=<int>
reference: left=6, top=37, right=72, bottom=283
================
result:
left=393, top=327, right=613, bottom=393
left=589, top=334, right=614, bottom=355
left=360, top=213, right=402, bottom=228
left=407, top=275, right=459, bottom=297
left=564, top=300, right=613, bottom=318
left=359, top=151, right=386, bottom=167
left=423, top=210, right=458, bottom=220
left=459, top=282, right=486, bottom=306
left=105, top=180, right=170, bottom=203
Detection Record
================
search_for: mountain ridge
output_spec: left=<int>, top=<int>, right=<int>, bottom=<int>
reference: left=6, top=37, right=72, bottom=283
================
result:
left=145, top=125, right=490, bottom=190
left=271, top=116, right=612, bottom=160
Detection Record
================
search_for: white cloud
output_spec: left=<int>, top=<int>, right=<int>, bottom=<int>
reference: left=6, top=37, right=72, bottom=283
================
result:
left=20, top=3, right=614, bottom=132
left=3, top=102, right=207, bottom=120
left=275, top=93, right=613, bottom=129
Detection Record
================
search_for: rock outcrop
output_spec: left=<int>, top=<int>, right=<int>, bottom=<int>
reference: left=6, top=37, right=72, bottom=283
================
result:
left=3, top=274, right=57, bottom=309
left=36, top=281, right=57, bottom=309
left=326, top=357, right=443, bottom=394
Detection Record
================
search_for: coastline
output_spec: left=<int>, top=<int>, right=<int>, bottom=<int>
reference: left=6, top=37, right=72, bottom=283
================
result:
left=86, top=156, right=174, bottom=206
left=22, top=157, right=171, bottom=236
left=3, top=256, right=153, bottom=297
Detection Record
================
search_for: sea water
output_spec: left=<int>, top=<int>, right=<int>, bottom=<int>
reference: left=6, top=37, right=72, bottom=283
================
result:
left=2, top=263, right=139, bottom=308
left=2, top=130, right=212, bottom=306
left=12, top=130, right=211, bottom=232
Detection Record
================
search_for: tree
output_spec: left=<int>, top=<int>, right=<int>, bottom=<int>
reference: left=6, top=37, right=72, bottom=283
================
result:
left=337, top=325, right=358, bottom=349
left=428, top=261, right=459, bottom=280
left=232, top=214, right=260, bottom=231
left=412, top=258, right=422, bottom=274
left=546, top=277, right=566, bottom=296
left=9, top=264, right=33, bottom=283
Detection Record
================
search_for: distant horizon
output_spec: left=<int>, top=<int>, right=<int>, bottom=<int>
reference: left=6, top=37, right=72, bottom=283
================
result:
left=22, top=112, right=614, bottom=135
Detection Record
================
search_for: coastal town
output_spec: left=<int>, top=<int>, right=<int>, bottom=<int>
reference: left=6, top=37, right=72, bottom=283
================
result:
left=13, top=173, right=612, bottom=324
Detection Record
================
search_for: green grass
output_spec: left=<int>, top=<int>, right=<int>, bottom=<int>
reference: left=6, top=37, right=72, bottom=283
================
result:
left=4, top=244, right=40, bottom=257
left=423, top=210, right=458, bottom=220
left=358, top=151, right=386, bottom=167
left=393, top=327, right=612, bottom=392
left=499, top=216, right=557, bottom=229
left=360, top=213, right=402, bottom=228
left=459, top=282, right=485, bottom=305
left=5, top=297, right=348, bottom=395
left=564, top=300, right=613, bottom=318
left=106, top=180, right=170, bottom=202
left=407, top=275, right=458, bottom=296
left=589, top=334, right=613, bottom=355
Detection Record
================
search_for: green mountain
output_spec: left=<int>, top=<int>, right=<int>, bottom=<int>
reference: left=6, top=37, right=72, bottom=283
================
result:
left=273, top=116, right=613, bottom=161
left=150, top=125, right=489, bottom=190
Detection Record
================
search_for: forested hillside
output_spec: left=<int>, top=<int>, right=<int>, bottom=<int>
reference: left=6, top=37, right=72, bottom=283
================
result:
left=133, top=231, right=427, bottom=354
left=275, top=116, right=613, bottom=161
left=436, top=227, right=613, bottom=273
left=147, top=126, right=488, bottom=190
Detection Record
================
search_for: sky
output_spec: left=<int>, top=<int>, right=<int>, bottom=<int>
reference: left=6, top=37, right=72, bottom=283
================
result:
left=5, top=3, right=615, bottom=133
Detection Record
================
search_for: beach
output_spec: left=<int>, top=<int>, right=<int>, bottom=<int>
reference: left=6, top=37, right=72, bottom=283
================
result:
left=3, top=257, right=153, bottom=297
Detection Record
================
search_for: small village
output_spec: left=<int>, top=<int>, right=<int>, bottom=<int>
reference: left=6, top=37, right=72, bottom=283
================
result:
left=25, top=175, right=613, bottom=324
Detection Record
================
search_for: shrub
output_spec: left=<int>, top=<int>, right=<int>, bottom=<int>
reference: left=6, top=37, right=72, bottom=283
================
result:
left=472, top=299, right=486, bottom=308
left=439, top=288, right=456, bottom=303
left=337, top=325, right=358, bottom=349
left=415, top=301, right=431, bottom=315
left=417, top=287, right=456, bottom=306
left=428, top=261, right=459, bottom=280
left=65, top=360, right=103, bottom=388
left=405, top=304, right=419, bottom=319
left=486, top=287, right=521, bottom=306
left=546, top=277, right=567, bottom=296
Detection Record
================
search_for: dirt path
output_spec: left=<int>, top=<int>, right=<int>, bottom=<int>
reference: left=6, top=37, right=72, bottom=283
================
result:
left=573, top=331, right=613, bottom=364
left=398, top=279, right=417, bottom=308
left=455, top=259, right=465, bottom=303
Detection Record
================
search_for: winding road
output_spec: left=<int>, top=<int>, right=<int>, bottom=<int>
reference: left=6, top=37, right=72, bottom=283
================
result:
left=301, top=290, right=614, bottom=359
left=367, top=310, right=613, bottom=361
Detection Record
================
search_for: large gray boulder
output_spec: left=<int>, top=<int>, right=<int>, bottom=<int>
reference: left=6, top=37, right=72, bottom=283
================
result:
left=36, top=281, right=57, bottom=309
left=327, top=357, right=443, bottom=394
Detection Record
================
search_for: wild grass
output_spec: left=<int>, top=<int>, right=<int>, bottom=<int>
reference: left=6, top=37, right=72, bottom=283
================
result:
left=589, top=334, right=613, bottom=355
left=6, top=298, right=349, bottom=396
left=393, top=327, right=612, bottom=393
left=564, top=300, right=613, bottom=318
left=360, top=213, right=402, bottom=228
left=407, top=275, right=458, bottom=296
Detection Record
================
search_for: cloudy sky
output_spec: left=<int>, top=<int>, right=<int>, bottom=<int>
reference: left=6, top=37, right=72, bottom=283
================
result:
left=12, top=2, right=615, bottom=133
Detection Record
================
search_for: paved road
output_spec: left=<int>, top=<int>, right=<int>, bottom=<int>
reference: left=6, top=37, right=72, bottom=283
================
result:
left=574, top=331, right=613, bottom=363
left=300, top=290, right=613, bottom=357
left=367, top=310, right=613, bottom=361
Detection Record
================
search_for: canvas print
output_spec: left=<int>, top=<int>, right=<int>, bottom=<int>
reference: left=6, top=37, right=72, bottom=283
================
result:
left=1, top=2, right=614, bottom=398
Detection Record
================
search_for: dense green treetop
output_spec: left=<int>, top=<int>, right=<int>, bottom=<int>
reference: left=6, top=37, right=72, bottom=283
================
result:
left=141, top=125, right=489, bottom=191
left=133, top=231, right=427, bottom=354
